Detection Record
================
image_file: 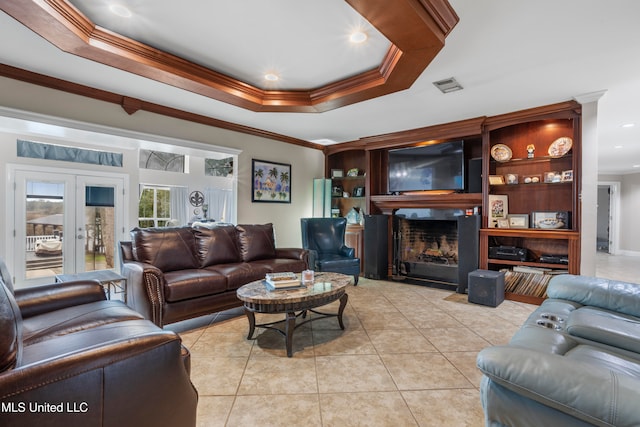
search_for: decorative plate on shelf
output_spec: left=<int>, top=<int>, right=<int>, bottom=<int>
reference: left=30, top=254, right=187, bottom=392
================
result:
left=490, top=144, right=512, bottom=162
left=536, top=218, right=565, bottom=229
left=548, top=137, right=573, bottom=158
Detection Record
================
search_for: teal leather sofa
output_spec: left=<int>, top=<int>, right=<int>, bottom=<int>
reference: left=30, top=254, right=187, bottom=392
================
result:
left=477, top=274, right=640, bottom=427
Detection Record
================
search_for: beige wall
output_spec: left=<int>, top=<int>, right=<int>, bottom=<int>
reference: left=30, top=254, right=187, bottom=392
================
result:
left=0, top=76, right=325, bottom=248
left=619, top=173, right=640, bottom=254
left=598, top=173, right=640, bottom=255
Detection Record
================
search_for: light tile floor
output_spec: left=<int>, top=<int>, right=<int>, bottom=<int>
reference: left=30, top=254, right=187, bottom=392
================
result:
left=168, top=252, right=638, bottom=427
left=595, top=252, right=639, bottom=283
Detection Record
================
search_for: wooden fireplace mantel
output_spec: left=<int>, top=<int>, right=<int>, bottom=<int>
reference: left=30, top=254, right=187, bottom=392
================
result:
left=370, top=193, right=483, bottom=215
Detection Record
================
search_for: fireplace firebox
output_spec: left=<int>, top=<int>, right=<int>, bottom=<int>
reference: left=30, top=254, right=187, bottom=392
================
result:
left=393, top=211, right=479, bottom=293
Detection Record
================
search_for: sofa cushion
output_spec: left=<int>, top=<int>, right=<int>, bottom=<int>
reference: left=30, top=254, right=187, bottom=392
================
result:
left=164, top=269, right=228, bottom=302
left=0, top=279, right=22, bottom=372
left=19, top=319, right=169, bottom=367
left=477, top=345, right=640, bottom=426
left=565, top=306, right=640, bottom=354
left=21, top=300, right=144, bottom=345
left=236, top=224, right=277, bottom=262
left=131, top=227, right=200, bottom=272
left=565, top=344, right=640, bottom=378
left=193, top=225, right=241, bottom=267
left=208, top=263, right=269, bottom=290
left=249, top=258, right=307, bottom=274
left=548, top=275, right=640, bottom=318
left=509, top=325, right=577, bottom=355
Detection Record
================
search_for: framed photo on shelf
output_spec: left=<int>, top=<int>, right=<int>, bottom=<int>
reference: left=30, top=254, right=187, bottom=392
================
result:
left=531, top=211, right=570, bottom=229
left=508, top=214, right=529, bottom=228
left=505, top=173, right=519, bottom=184
left=489, top=175, right=505, bottom=185
left=497, top=218, right=510, bottom=228
left=489, top=194, right=508, bottom=228
left=251, top=159, right=291, bottom=203
left=331, top=169, right=343, bottom=178
left=352, top=186, right=365, bottom=197
left=544, top=171, right=562, bottom=183
left=561, top=170, right=573, bottom=182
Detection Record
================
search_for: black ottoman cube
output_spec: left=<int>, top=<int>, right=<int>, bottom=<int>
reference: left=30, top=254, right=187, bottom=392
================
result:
left=468, top=269, right=505, bottom=307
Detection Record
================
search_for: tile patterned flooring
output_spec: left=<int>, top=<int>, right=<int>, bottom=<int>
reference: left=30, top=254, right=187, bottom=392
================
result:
left=168, top=253, right=638, bottom=427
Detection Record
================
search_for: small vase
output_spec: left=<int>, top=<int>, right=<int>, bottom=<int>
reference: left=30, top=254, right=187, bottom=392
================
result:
left=346, top=207, right=359, bottom=224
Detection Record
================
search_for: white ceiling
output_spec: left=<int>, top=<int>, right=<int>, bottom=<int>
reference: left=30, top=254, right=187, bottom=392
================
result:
left=1, top=0, right=639, bottom=174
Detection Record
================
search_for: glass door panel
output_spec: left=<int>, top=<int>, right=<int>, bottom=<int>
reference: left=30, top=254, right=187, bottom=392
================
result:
left=14, top=171, right=74, bottom=285
left=84, top=186, right=115, bottom=271
left=13, top=169, right=125, bottom=287
left=24, top=180, right=66, bottom=280
left=76, top=176, right=124, bottom=275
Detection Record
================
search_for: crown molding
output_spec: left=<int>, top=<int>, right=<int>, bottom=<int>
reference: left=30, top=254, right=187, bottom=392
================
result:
left=0, top=63, right=323, bottom=150
left=0, top=0, right=458, bottom=113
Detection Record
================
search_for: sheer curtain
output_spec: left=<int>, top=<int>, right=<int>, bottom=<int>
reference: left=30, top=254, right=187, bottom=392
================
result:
left=170, top=186, right=189, bottom=226
left=205, top=188, right=233, bottom=223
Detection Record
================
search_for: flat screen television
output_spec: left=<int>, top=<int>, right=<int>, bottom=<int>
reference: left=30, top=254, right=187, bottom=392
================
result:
left=388, top=140, right=465, bottom=193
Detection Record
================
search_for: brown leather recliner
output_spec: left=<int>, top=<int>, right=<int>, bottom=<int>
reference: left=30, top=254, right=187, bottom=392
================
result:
left=0, top=261, right=198, bottom=427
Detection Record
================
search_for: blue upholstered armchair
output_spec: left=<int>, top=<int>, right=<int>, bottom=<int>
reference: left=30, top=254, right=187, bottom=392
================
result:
left=300, top=217, right=360, bottom=285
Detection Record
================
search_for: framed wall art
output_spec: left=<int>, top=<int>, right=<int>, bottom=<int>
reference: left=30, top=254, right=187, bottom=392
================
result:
left=488, top=195, right=508, bottom=228
left=252, top=159, right=291, bottom=203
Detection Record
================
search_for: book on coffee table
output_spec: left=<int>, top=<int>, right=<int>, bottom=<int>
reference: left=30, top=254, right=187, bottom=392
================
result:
left=265, top=272, right=300, bottom=289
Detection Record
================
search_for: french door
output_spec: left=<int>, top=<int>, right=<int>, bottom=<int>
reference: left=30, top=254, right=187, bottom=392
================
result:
left=11, top=167, right=126, bottom=287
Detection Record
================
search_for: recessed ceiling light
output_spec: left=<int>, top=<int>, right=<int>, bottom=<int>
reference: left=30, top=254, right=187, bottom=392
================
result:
left=634, top=164, right=640, bottom=168
left=109, top=4, right=132, bottom=18
left=621, top=123, right=636, bottom=128
left=264, top=73, right=279, bottom=82
left=350, top=31, right=368, bottom=44
left=614, top=145, right=624, bottom=149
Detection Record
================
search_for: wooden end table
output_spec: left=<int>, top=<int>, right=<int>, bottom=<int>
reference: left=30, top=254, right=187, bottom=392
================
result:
left=236, top=272, right=350, bottom=357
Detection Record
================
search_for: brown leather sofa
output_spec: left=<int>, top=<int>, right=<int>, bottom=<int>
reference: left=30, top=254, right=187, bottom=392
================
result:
left=0, top=260, right=198, bottom=427
left=119, top=223, right=308, bottom=327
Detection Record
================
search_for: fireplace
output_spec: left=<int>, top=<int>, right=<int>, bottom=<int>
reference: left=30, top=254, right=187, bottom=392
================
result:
left=392, top=210, right=480, bottom=292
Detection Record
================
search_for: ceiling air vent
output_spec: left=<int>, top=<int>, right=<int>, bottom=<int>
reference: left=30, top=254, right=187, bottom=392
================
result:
left=433, top=77, right=463, bottom=93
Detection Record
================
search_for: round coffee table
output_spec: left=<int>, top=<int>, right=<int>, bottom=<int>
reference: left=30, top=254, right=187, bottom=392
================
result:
left=236, top=272, right=351, bottom=357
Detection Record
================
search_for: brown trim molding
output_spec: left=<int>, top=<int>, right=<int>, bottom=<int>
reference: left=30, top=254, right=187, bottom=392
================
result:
left=370, top=193, right=483, bottom=214
left=0, top=0, right=458, bottom=113
left=324, top=116, right=486, bottom=154
left=483, top=100, right=582, bottom=131
left=0, top=63, right=323, bottom=150
left=323, top=100, right=582, bottom=154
